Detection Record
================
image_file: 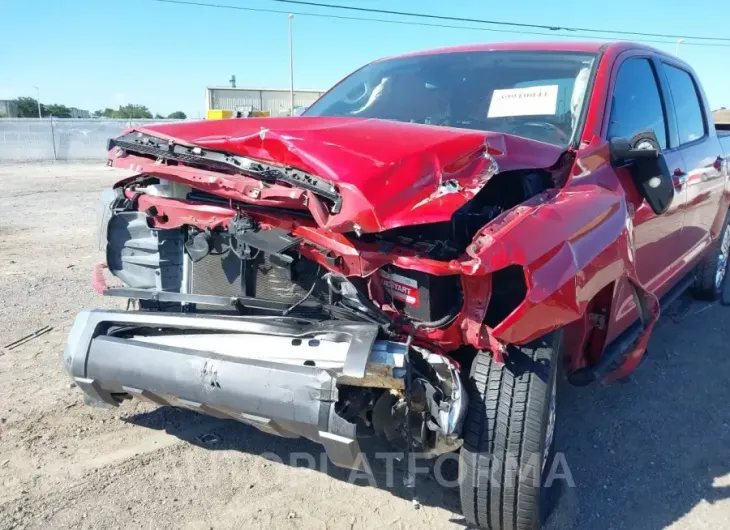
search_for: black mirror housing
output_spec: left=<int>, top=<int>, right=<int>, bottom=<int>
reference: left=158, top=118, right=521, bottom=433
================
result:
left=632, top=154, right=674, bottom=215
left=609, top=131, right=662, bottom=166
left=609, top=131, right=674, bottom=215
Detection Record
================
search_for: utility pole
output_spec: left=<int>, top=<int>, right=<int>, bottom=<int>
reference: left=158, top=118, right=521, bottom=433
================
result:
left=289, top=13, right=295, bottom=116
left=676, top=38, right=685, bottom=57
left=33, top=86, right=42, bottom=118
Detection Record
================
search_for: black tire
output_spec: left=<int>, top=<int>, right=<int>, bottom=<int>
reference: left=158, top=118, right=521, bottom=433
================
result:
left=459, top=330, right=561, bottom=530
left=691, top=211, right=730, bottom=301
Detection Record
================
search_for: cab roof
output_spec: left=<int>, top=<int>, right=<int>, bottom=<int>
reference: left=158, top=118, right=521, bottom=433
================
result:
left=379, top=41, right=659, bottom=61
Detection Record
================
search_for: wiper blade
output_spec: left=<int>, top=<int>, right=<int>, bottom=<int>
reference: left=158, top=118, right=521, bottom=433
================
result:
left=108, top=132, right=342, bottom=213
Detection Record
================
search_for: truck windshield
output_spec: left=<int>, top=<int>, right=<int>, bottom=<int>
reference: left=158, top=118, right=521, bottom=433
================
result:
left=305, top=50, right=596, bottom=147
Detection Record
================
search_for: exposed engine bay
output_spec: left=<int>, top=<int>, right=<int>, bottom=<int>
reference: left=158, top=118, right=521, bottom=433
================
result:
left=103, top=154, right=553, bottom=328
left=98, top=136, right=555, bottom=457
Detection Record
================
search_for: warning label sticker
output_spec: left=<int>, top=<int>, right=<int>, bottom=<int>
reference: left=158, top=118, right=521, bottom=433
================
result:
left=378, top=270, right=420, bottom=307
left=487, top=85, right=559, bottom=118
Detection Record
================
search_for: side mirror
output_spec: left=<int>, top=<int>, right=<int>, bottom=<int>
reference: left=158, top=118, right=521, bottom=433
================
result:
left=609, top=132, right=674, bottom=215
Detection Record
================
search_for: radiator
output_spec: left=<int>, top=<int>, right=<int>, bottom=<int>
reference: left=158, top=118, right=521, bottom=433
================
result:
left=189, top=250, right=324, bottom=305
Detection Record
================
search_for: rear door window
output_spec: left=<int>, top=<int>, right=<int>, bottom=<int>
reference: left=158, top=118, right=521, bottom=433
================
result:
left=662, top=64, right=706, bottom=145
left=607, top=58, right=667, bottom=150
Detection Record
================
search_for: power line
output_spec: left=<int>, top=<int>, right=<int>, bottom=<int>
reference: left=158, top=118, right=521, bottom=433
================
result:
left=149, top=0, right=730, bottom=48
left=268, top=0, right=730, bottom=43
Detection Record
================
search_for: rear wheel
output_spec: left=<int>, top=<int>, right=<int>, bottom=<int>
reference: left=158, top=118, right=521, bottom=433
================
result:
left=459, top=331, right=561, bottom=530
left=691, top=212, right=730, bottom=301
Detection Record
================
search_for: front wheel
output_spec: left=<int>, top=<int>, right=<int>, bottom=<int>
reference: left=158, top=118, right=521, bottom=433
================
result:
left=459, top=330, right=561, bottom=530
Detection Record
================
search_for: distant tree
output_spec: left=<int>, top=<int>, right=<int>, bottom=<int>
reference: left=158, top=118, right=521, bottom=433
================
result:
left=44, top=104, right=71, bottom=118
left=15, top=97, right=46, bottom=117
left=18, top=101, right=162, bottom=119
left=154, top=113, right=165, bottom=119
left=93, top=108, right=118, bottom=118
left=167, top=111, right=187, bottom=119
left=112, top=104, right=152, bottom=119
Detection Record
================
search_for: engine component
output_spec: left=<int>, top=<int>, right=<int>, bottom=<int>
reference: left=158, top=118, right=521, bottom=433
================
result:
left=188, top=229, right=327, bottom=307
left=378, top=266, right=462, bottom=324
left=361, top=170, right=551, bottom=261
left=368, top=348, right=467, bottom=455
left=372, top=391, right=406, bottom=442
left=184, top=230, right=211, bottom=262
left=252, top=251, right=324, bottom=303
left=229, top=211, right=302, bottom=257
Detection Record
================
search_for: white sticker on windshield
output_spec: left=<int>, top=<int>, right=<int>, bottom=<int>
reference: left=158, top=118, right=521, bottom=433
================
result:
left=487, top=85, right=559, bottom=118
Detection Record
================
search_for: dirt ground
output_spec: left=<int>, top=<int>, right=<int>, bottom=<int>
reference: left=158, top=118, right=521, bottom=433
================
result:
left=1, top=162, right=729, bottom=530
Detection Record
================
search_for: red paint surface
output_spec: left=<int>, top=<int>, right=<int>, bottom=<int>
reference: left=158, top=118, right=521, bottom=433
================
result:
left=106, top=41, right=730, bottom=382
left=123, top=118, right=562, bottom=233
left=91, top=263, right=109, bottom=294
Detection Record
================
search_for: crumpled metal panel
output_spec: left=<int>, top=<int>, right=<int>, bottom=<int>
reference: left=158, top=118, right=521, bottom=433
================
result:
left=104, top=119, right=706, bottom=383
left=111, top=118, right=563, bottom=234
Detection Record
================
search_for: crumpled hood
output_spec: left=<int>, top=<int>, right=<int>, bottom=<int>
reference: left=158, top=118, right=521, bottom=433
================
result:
left=133, top=117, right=565, bottom=232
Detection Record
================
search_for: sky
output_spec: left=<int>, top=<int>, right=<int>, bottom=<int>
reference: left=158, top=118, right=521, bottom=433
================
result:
left=2, top=0, right=729, bottom=118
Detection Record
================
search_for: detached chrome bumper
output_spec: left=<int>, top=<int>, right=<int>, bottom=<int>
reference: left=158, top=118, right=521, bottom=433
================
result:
left=64, top=309, right=407, bottom=469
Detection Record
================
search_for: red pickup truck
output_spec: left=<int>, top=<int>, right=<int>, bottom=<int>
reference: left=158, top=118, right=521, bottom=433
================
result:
left=65, top=41, right=730, bottom=529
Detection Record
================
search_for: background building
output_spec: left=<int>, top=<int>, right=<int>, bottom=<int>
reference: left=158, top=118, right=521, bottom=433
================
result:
left=0, top=100, right=19, bottom=118
left=69, top=107, right=91, bottom=118
left=205, top=87, right=325, bottom=117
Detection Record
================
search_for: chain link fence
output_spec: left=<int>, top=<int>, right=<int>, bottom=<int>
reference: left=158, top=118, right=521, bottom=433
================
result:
left=0, top=118, right=187, bottom=163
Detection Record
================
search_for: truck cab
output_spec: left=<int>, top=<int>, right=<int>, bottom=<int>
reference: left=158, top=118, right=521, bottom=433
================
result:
left=577, top=43, right=730, bottom=363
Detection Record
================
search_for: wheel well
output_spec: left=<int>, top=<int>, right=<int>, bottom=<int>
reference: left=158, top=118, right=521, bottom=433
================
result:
left=483, top=265, right=528, bottom=327
left=563, top=281, right=615, bottom=372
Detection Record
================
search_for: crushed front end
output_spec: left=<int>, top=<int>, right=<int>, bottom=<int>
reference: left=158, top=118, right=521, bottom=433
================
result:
left=66, top=121, right=568, bottom=466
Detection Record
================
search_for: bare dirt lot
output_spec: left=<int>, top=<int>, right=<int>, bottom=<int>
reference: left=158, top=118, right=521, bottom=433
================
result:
left=1, top=163, right=729, bottom=530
